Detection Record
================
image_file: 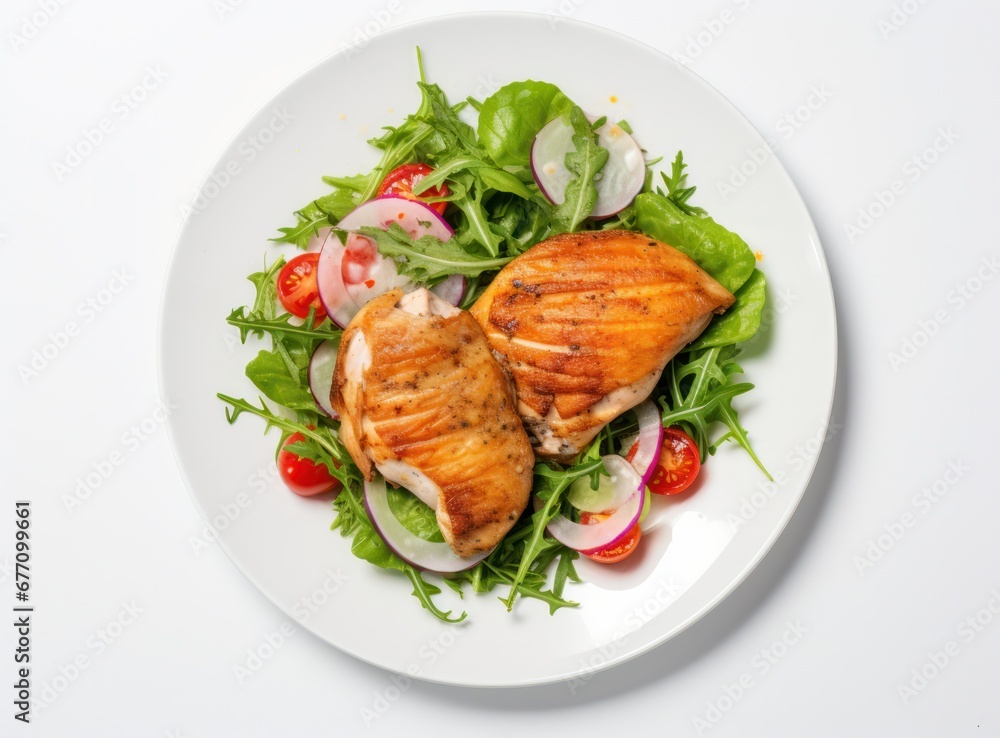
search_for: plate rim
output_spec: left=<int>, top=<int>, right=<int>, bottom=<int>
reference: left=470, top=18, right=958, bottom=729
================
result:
left=157, top=9, right=838, bottom=688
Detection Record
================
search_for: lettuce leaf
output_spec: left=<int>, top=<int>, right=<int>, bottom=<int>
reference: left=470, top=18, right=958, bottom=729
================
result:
left=477, top=81, right=575, bottom=167
left=633, top=191, right=756, bottom=294
left=386, top=486, right=444, bottom=543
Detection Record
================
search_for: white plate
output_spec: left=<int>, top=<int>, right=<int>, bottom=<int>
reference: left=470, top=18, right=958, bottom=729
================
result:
left=159, top=12, right=836, bottom=687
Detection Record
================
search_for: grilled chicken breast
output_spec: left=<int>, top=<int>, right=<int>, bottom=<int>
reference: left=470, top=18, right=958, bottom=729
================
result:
left=470, top=230, right=735, bottom=461
left=331, top=288, right=534, bottom=557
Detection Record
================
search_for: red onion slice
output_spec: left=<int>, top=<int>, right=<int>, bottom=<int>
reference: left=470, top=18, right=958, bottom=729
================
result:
left=308, top=340, right=339, bottom=419
left=538, top=455, right=643, bottom=554
left=630, top=400, right=664, bottom=489
left=363, top=476, right=491, bottom=574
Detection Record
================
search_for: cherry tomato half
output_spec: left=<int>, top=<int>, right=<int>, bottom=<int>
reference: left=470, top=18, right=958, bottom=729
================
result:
left=377, top=163, right=450, bottom=215
left=276, top=253, right=326, bottom=320
left=580, top=512, right=642, bottom=564
left=277, top=431, right=342, bottom=497
left=647, top=427, right=701, bottom=495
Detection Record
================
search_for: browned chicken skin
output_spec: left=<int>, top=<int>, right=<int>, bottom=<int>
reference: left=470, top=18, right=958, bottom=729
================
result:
left=331, top=288, right=534, bottom=557
left=470, top=230, right=735, bottom=461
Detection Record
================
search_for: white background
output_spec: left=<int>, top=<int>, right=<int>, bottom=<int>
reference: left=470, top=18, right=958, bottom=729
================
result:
left=3, top=0, right=999, bottom=736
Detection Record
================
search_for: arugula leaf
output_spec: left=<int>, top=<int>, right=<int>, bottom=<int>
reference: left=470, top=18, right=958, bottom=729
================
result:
left=272, top=210, right=328, bottom=250
left=553, top=550, right=581, bottom=599
left=227, top=306, right=341, bottom=345
left=412, top=154, right=537, bottom=201
left=688, top=269, right=766, bottom=350
left=660, top=151, right=707, bottom=216
left=414, top=82, right=485, bottom=161
left=246, top=257, right=284, bottom=318
left=502, top=452, right=605, bottom=611
left=485, top=192, right=552, bottom=255
left=353, top=223, right=513, bottom=283
left=217, top=394, right=361, bottom=488
left=658, top=347, right=771, bottom=478
left=361, top=120, right=436, bottom=202
left=449, top=173, right=505, bottom=257
left=272, top=189, right=361, bottom=248
left=477, top=81, right=575, bottom=167
left=634, top=191, right=756, bottom=293
left=551, top=107, right=609, bottom=233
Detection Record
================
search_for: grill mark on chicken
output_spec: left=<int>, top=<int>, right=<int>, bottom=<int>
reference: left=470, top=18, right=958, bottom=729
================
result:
left=470, top=230, right=735, bottom=461
left=331, top=289, right=534, bottom=557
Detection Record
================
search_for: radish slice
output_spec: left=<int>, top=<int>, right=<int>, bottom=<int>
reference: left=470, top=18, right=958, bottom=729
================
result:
left=363, top=475, right=491, bottom=574
left=429, top=273, right=467, bottom=307
left=531, top=115, right=645, bottom=218
left=337, top=194, right=453, bottom=240
left=537, top=455, right=643, bottom=554
left=629, top=400, right=664, bottom=489
left=308, top=340, right=339, bottom=419
left=316, top=195, right=456, bottom=327
left=316, top=234, right=356, bottom=328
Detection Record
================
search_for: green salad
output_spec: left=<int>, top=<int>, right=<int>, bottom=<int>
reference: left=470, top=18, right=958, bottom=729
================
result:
left=218, top=52, right=769, bottom=622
